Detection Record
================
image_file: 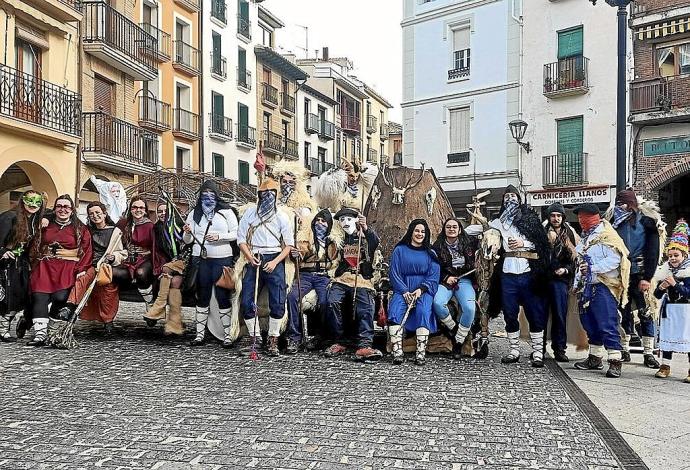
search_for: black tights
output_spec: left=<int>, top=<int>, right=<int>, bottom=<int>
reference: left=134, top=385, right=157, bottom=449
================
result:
left=112, top=260, right=153, bottom=289
left=662, top=351, right=690, bottom=362
left=32, top=289, right=70, bottom=320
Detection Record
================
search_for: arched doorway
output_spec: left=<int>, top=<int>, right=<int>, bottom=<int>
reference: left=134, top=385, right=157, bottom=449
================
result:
left=658, top=172, right=690, bottom=230
left=0, top=161, right=59, bottom=212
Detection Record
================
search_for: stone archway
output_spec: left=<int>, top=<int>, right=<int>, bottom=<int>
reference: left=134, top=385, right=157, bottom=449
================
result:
left=646, top=156, right=690, bottom=230
left=0, top=161, right=59, bottom=212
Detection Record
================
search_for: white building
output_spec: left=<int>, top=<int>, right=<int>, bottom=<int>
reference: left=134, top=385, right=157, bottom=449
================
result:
left=401, top=0, right=523, bottom=215
left=296, top=84, right=338, bottom=181
left=521, top=0, right=624, bottom=218
left=202, top=0, right=262, bottom=185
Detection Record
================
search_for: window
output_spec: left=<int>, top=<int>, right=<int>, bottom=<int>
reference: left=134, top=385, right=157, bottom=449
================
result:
left=212, top=153, right=224, bottom=177
left=304, top=98, right=311, bottom=116
left=557, top=117, right=583, bottom=155
left=657, top=41, right=690, bottom=77
left=211, top=92, right=224, bottom=133
left=211, top=31, right=222, bottom=76
left=448, top=107, right=470, bottom=164
left=175, top=147, right=191, bottom=173
left=450, top=27, right=470, bottom=79
left=261, top=26, right=273, bottom=48
left=94, top=75, right=113, bottom=115
left=318, top=147, right=326, bottom=163
left=282, top=120, right=289, bottom=140
left=556, top=116, right=584, bottom=185
left=304, top=141, right=311, bottom=166
left=558, top=27, right=583, bottom=60
left=238, top=160, right=250, bottom=185
left=262, top=112, right=271, bottom=132
left=238, top=47, right=247, bottom=88
left=237, top=0, right=250, bottom=39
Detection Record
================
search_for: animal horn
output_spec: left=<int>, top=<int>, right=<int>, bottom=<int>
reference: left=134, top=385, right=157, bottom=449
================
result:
left=380, top=164, right=393, bottom=188
left=405, top=163, right=425, bottom=190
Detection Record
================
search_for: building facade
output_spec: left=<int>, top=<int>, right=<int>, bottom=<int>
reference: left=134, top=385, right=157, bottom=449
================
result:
left=0, top=0, right=82, bottom=210
left=401, top=0, right=522, bottom=215
left=521, top=0, right=622, bottom=219
left=297, top=84, right=337, bottom=178
left=355, top=81, right=393, bottom=167
left=629, top=0, right=690, bottom=229
left=388, top=122, right=403, bottom=167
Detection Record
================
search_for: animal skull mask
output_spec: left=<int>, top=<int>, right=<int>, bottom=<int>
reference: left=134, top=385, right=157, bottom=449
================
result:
left=338, top=215, right=358, bottom=236
left=425, top=188, right=437, bottom=216
left=370, top=185, right=381, bottom=210
left=381, top=164, right=425, bottom=205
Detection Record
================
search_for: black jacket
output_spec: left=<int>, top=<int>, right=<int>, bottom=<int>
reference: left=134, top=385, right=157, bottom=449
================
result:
left=432, top=236, right=478, bottom=287
left=546, top=223, right=577, bottom=285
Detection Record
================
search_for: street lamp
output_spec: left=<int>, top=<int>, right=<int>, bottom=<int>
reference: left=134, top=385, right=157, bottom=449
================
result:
left=590, top=0, right=633, bottom=191
left=509, top=119, right=531, bottom=153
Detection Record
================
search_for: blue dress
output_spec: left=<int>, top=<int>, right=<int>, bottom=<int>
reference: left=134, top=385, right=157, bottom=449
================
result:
left=388, top=244, right=440, bottom=333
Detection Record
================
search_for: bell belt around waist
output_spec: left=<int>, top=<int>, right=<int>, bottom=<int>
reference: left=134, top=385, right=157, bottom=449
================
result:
left=504, top=251, right=539, bottom=260
left=41, top=248, right=79, bottom=261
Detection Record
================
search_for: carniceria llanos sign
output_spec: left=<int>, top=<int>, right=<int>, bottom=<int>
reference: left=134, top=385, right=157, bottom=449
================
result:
left=528, top=186, right=611, bottom=207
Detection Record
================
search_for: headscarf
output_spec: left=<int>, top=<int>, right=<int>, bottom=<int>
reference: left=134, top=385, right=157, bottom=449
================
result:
left=498, top=185, right=522, bottom=226
left=257, top=190, right=277, bottom=220
left=192, top=180, right=230, bottom=224
left=312, top=208, right=333, bottom=249
left=280, top=176, right=296, bottom=204
left=201, top=191, right=217, bottom=217
left=612, top=205, right=633, bottom=229
left=615, top=189, right=638, bottom=211
left=578, top=213, right=601, bottom=235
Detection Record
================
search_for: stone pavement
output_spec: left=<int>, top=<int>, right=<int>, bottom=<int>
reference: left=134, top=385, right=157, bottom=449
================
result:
left=0, top=304, right=630, bottom=470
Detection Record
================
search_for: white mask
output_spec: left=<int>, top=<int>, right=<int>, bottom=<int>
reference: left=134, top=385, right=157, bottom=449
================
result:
left=338, top=215, right=357, bottom=235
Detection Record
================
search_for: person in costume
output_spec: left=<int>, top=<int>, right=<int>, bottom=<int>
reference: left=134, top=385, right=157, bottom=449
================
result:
left=573, top=203, right=630, bottom=378
left=113, top=197, right=156, bottom=308
left=432, top=217, right=479, bottom=359
left=0, top=190, right=45, bottom=342
left=466, top=185, right=551, bottom=367
left=323, top=207, right=382, bottom=362
left=58, top=202, right=124, bottom=334
left=29, top=195, right=92, bottom=346
left=285, top=208, right=338, bottom=354
left=143, top=201, right=189, bottom=336
left=388, top=219, right=440, bottom=366
left=610, top=189, right=661, bottom=368
left=89, top=175, right=127, bottom=222
left=183, top=181, right=239, bottom=347
left=236, top=177, right=294, bottom=356
left=652, top=219, right=690, bottom=382
left=543, top=202, right=579, bottom=362
left=313, top=158, right=379, bottom=213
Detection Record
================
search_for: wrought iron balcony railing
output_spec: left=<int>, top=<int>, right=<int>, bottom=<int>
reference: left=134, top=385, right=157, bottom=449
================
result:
left=237, top=15, right=251, bottom=40
left=631, top=75, right=690, bottom=114
left=284, top=137, right=298, bottom=158
left=281, top=92, right=295, bottom=114
left=340, top=113, right=360, bottom=133
left=211, top=53, right=227, bottom=79
left=209, top=113, right=232, bottom=140
left=366, top=115, right=377, bottom=134
left=211, top=0, right=227, bottom=24
left=173, top=108, right=200, bottom=139
left=393, top=152, right=403, bottom=166
left=367, top=147, right=378, bottom=163
left=305, top=113, right=319, bottom=134
left=263, top=130, right=283, bottom=153
left=83, top=111, right=158, bottom=167
left=320, top=119, right=335, bottom=140
left=543, top=56, right=590, bottom=97
left=261, top=82, right=278, bottom=107
left=138, top=95, right=171, bottom=131
left=380, top=123, right=389, bottom=140
left=173, top=40, right=201, bottom=76
left=308, top=158, right=334, bottom=176
left=140, top=23, right=171, bottom=61
left=237, top=68, right=252, bottom=90
left=543, top=152, right=588, bottom=187
left=0, top=65, right=81, bottom=136
left=236, top=124, right=256, bottom=147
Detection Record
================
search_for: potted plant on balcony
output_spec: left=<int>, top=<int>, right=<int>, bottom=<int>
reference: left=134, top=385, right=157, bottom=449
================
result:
left=544, top=77, right=554, bottom=93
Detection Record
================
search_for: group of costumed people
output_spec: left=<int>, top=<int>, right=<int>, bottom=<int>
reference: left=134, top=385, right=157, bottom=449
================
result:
left=1, top=166, right=689, bottom=380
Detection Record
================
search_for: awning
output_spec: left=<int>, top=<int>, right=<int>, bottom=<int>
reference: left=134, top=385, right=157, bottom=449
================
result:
left=636, top=17, right=690, bottom=40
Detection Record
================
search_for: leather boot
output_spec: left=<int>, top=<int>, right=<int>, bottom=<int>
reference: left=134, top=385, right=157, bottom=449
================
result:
left=164, top=288, right=184, bottom=335
left=655, top=365, right=671, bottom=379
left=574, top=354, right=604, bottom=370
left=145, top=275, right=171, bottom=321
left=606, top=359, right=622, bottom=378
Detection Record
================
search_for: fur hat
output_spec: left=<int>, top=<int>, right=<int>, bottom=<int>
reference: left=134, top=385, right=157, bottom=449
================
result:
left=667, top=219, right=689, bottom=255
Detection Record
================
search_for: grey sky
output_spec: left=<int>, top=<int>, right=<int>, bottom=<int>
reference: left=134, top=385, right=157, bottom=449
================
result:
left=263, top=0, right=403, bottom=123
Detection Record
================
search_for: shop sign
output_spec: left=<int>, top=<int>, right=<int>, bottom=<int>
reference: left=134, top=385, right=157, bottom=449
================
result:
left=528, top=186, right=611, bottom=207
left=643, top=136, right=690, bottom=157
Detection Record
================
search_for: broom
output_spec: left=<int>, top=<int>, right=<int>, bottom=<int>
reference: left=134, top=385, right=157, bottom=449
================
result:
left=48, top=275, right=98, bottom=349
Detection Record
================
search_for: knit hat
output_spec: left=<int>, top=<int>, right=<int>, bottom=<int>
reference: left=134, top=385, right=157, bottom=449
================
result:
left=615, top=189, right=638, bottom=210
left=667, top=219, right=689, bottom=255
left=546, top=202, right=565, bottom=216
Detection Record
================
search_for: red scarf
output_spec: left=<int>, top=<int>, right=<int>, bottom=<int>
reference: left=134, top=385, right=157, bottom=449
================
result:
left=578, top=214, right=601, bottom=233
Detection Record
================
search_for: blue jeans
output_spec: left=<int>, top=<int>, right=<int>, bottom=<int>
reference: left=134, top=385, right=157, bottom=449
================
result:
left=432, top=279, right=476, bottom=328
left=581, top=284, right=621, bottom=351
left=326, top=282, right=374, bottom=348
left=501, top=272, right=547, bottom=333
left=620, top=275, right=655, bottom=338
left=548, top=281, right=569, bottom=352
left=240, top=253, right=287, bottom=320
left=194, top=256, right=234, bottom=309
left=286, top=272, right=330, bottom=342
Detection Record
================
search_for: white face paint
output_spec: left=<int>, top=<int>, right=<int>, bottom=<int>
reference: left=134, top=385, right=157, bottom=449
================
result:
left=338, top=215, right=357, bottom=235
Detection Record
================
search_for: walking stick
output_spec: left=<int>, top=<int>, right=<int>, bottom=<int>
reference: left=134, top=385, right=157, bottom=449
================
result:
left=293, top=215, right=308, bottom=347
left=249, top=254, right=262, bottom=361
left=351, top=197, right=366, bottom=319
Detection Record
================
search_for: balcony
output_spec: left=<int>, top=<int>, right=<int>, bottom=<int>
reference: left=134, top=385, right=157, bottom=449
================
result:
left=237, top=68, right=252, bottom=91
left=393, top=152, right=403, bottom=166
left=138, top=95, right=171, bottom=132
left=543, top=56, right=590, bottom=98
left=630, top=75, right=690, bottom=125
left=140, top=23, right=171, bottom=62
left=367, top=148, right=378, bottom=163
left=366, top=115, right=377, bottom=134
left=308, top=158, right=334, bottom=176
left=211, top=0, right=227, bottom=25
left=262, top=130, right=283, bottom=154
left=236, top=124, right=256, bottom=149
left=173, top=0, right=199, bottom=13
left=23, top=0, right=82, bottom=22
left=0, top=65, right=81, bottom=140
left=320, top=119, right=335, bottom=141
left=284, top=137, right=298, bottom=159
left=281, top=92, right=295, bottom=115
left=82, top=112, right=158, bottom=174
left=211, top=53, right=227, bottom=80
left=237, top=15, right=251, bottom=41
left=380, top=154, right=389, bottom=166
left=448, top=48, right=471, bottom=81
left=380, top=123, right=389, bottom=140
left=173, top=40, right=201, bottom=76
left=82, top=1, right=157, bottom=81
left=173, top=108, right=200, bottom=140
left=209, top=113, right=232, bottom=141
left=305, top=113, right=319, bottom=134
left=340, top=113, right=360, bottom=134
left=543, top=153, right=588, bottom=188
left=261, top=82, right=279, bottom=108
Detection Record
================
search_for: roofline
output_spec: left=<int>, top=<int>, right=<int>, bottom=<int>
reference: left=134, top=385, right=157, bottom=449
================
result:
left=363, top=84, right=393, bottom=108
left=255, top=46, right=308, bottom=81
left=301, top=84, right=339, bottom=106
left=258, top=5, right=285, bottom=29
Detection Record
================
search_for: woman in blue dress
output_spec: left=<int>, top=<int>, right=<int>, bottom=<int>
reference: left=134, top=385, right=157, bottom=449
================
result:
left=388, top=219, right=440, bottom=365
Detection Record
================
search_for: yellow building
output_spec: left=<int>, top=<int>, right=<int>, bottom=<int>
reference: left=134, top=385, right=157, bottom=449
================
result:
left=0, top=0, right=82, bottom=210
left=359, top=83, right=392, bottom=167
left=387, top=121, right=403, bottom=166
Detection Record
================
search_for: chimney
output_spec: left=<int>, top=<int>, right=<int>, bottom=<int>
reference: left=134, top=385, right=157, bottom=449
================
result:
left=322, top=47, right=329, bottom=61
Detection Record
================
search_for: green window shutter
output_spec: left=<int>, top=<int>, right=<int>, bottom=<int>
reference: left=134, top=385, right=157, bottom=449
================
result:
left=238, top=48, right=246, bottom=75
left=558, top=27, right=583, bottom=59
left=557, top=117, right=584, bottom=185
left=212, top=93, right=224, bottom=116
left=213, top=153, right=224, bottom=177
left=239, top=160, right=249, bottom=184
left=239, top=0, right=249, bottom=20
